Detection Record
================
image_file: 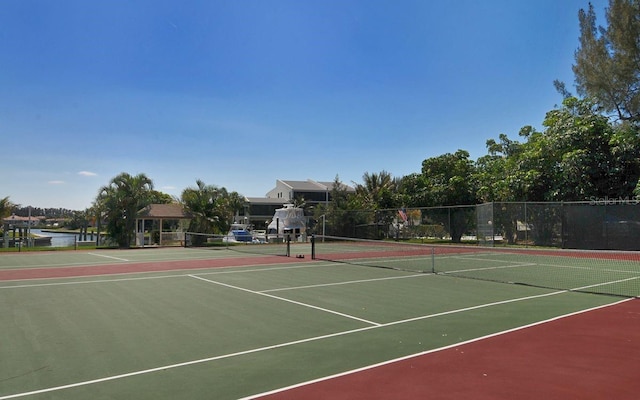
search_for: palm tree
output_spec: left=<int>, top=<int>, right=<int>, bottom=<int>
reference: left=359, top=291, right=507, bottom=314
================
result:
left=181, top=180, right=221, bottom=235
left=355, top=170, right=398, bottom=210
left=181, top=180, right=245, bottom=239
left=96, top=173, right=154, bottom=247
left=0, top=196, right=15, bottom=220
left=1, top=197, right=15, bottom=244
left=353, top=171, right=401, bottom=238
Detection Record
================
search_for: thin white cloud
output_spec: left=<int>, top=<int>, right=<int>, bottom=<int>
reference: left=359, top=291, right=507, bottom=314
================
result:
left=48, top=180, right=65, bottom=185
left=78, top=171, right=98, bottom=177
left=162, top=186, right=177, bottom=190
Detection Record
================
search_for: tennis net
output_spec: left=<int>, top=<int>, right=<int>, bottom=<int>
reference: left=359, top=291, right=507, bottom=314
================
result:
left=311, top=235, right=640, bottom=298
left=184, top=232, right=291, bottom=257
left=311, top=235, right=435, bottom=273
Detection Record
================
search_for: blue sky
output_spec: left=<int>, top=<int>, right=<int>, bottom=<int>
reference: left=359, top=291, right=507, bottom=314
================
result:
left=1, top=0, right=608, bottom=210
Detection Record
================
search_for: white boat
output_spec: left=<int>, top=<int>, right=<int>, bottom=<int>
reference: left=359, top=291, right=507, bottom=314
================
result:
left=267, top=205, right=307, bottom=240
left=222, top=223, right=254, bottom=243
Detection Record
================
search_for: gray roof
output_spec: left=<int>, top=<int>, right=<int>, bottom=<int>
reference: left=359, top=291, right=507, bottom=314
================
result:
left=280, top=180, right=324, bottom=191
left=315, top=180, right=355, bottom=192
left=245, top=197, right=288, bottom=205
left=280, top=179, right=354, bottom=192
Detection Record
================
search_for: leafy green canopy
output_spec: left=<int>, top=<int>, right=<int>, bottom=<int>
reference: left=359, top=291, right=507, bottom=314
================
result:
left=96, top=173, right=155, bottom=248
left=476, top=97, right=640, bottom=202
left=180, top=179, right=244, bottom=235
left=0, top=197, right=15, bottom=220
left=573, top=0, right=640, bottom=123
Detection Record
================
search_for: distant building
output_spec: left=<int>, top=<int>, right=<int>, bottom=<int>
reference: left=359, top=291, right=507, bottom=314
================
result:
left=239, top=179, right=355, bottom=227
left=2, top=214, right=43, bottom=228
left=266, top=179, right=355, bottom=204
left=135, top=203, right=193, bottom=246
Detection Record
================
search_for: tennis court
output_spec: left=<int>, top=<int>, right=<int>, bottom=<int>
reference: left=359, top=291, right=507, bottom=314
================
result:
left=1, top=241, right=639, bottom=399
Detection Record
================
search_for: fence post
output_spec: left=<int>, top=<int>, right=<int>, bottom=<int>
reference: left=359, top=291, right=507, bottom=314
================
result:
left=524, top=202, right=528, bottom=247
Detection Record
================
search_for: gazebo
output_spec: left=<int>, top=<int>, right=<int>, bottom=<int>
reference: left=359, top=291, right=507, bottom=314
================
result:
left=135, top=204, right=192, bottom=247
left=2, top=214, right=42, bottom=248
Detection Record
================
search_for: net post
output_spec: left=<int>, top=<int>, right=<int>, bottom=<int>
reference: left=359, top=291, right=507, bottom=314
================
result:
left=431, top=246, right=435, bottom=274
left=286, top=234, right=291, bottom=257
left=311, top=234, right=316, bottom=260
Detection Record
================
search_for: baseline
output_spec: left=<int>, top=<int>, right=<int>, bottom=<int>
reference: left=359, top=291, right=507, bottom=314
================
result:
left=0, top=287, right=572, bottom=400
left=247, top=298, right=638, bottom=400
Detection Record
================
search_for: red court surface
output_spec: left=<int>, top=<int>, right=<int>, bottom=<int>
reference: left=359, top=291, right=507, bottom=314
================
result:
left=260, top=299, right=640, bottom=400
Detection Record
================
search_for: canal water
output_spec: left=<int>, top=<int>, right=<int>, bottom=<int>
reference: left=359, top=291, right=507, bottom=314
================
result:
left=30, top=229, right=96, bottom=247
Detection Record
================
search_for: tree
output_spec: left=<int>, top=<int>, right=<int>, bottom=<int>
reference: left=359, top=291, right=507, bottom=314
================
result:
left=396, top=173, right=420, bottom=207
left=313, top=175, right=363, bottom=237
left=66, top=209, right=89, bottom=230
left=475, top=133, right=538, bottom=244
left=148, top=190, right=174, bottom=205
left=573, top=0, right=640, bottom=123
left=477, top=97, right=640, bottom=245
left=609, top=121, right=640, bottom=197
left=475, top=133, right=525, bottom=202
left=408, top=150, right=478, bottom=243
left=96, top=173, right=154, bottom=248
left=420, top=150, right=478, bottom=206
left=542, top=97, right=630, bottom=199
left=352, top=171, right=402, bottom=238
left=353, top=171, right=398, bottom=210
left=180, top=180, right=243, bottom=236
left=0, top=196, right=15, bottom=220
left=492, top=97, right=639, bottom=202
left=397, top=151, right=479, bottom=210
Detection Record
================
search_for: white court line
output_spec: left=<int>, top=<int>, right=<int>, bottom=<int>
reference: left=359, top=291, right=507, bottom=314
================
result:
left=0, top=264, right=322, bottom=289
left=1, top=265, right=634, bottom=399
left=240, top=297, right=635, bottom=400
left=0, top=274, right=184, bottom=289
left=444, top=262, right=538, bottom=274
left=443, top=257, right=640, bottom=277
left=573, top=275, right=640, bottom=291
left=0, top=265, right=425, bottom=296
left=449, top=254, right=640, bottom=275
left=261, top=273, right=428, bottom=293
left=189, top=274, right=383, bottom=326
left=449, top=255, right=537, bottom=265
left=0, top=260, right=126, bottom=270
left=87, top=253, right=129, bottom=262
left=532, top=262, right=640, bottom=275
left=0, top=287, right=578, bottom=400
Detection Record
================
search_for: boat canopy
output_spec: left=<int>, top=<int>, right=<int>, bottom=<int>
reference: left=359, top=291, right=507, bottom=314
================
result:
left=267, top=205, right=306, bottom=235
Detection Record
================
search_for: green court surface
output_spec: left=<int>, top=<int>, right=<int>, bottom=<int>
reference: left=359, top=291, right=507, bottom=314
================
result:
left=0, top=247, right=632, bottom=399
left=0, top=247, right=286, bottom=270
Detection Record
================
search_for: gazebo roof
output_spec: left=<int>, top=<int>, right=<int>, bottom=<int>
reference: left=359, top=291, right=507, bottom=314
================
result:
left=137, top=204, right=192, bottom=219
left=2, top=214, right=43, bottom=226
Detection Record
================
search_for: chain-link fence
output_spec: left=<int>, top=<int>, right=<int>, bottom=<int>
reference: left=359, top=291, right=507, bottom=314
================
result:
left=561, top=200, right=640, bottom=250
left=479, top=201, right=640, bottom=250
left=319, top=205, right=478, bottom=243
left=477, top=202, right=563, bottom=247
left=316, top=201, right=640, bottom=250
